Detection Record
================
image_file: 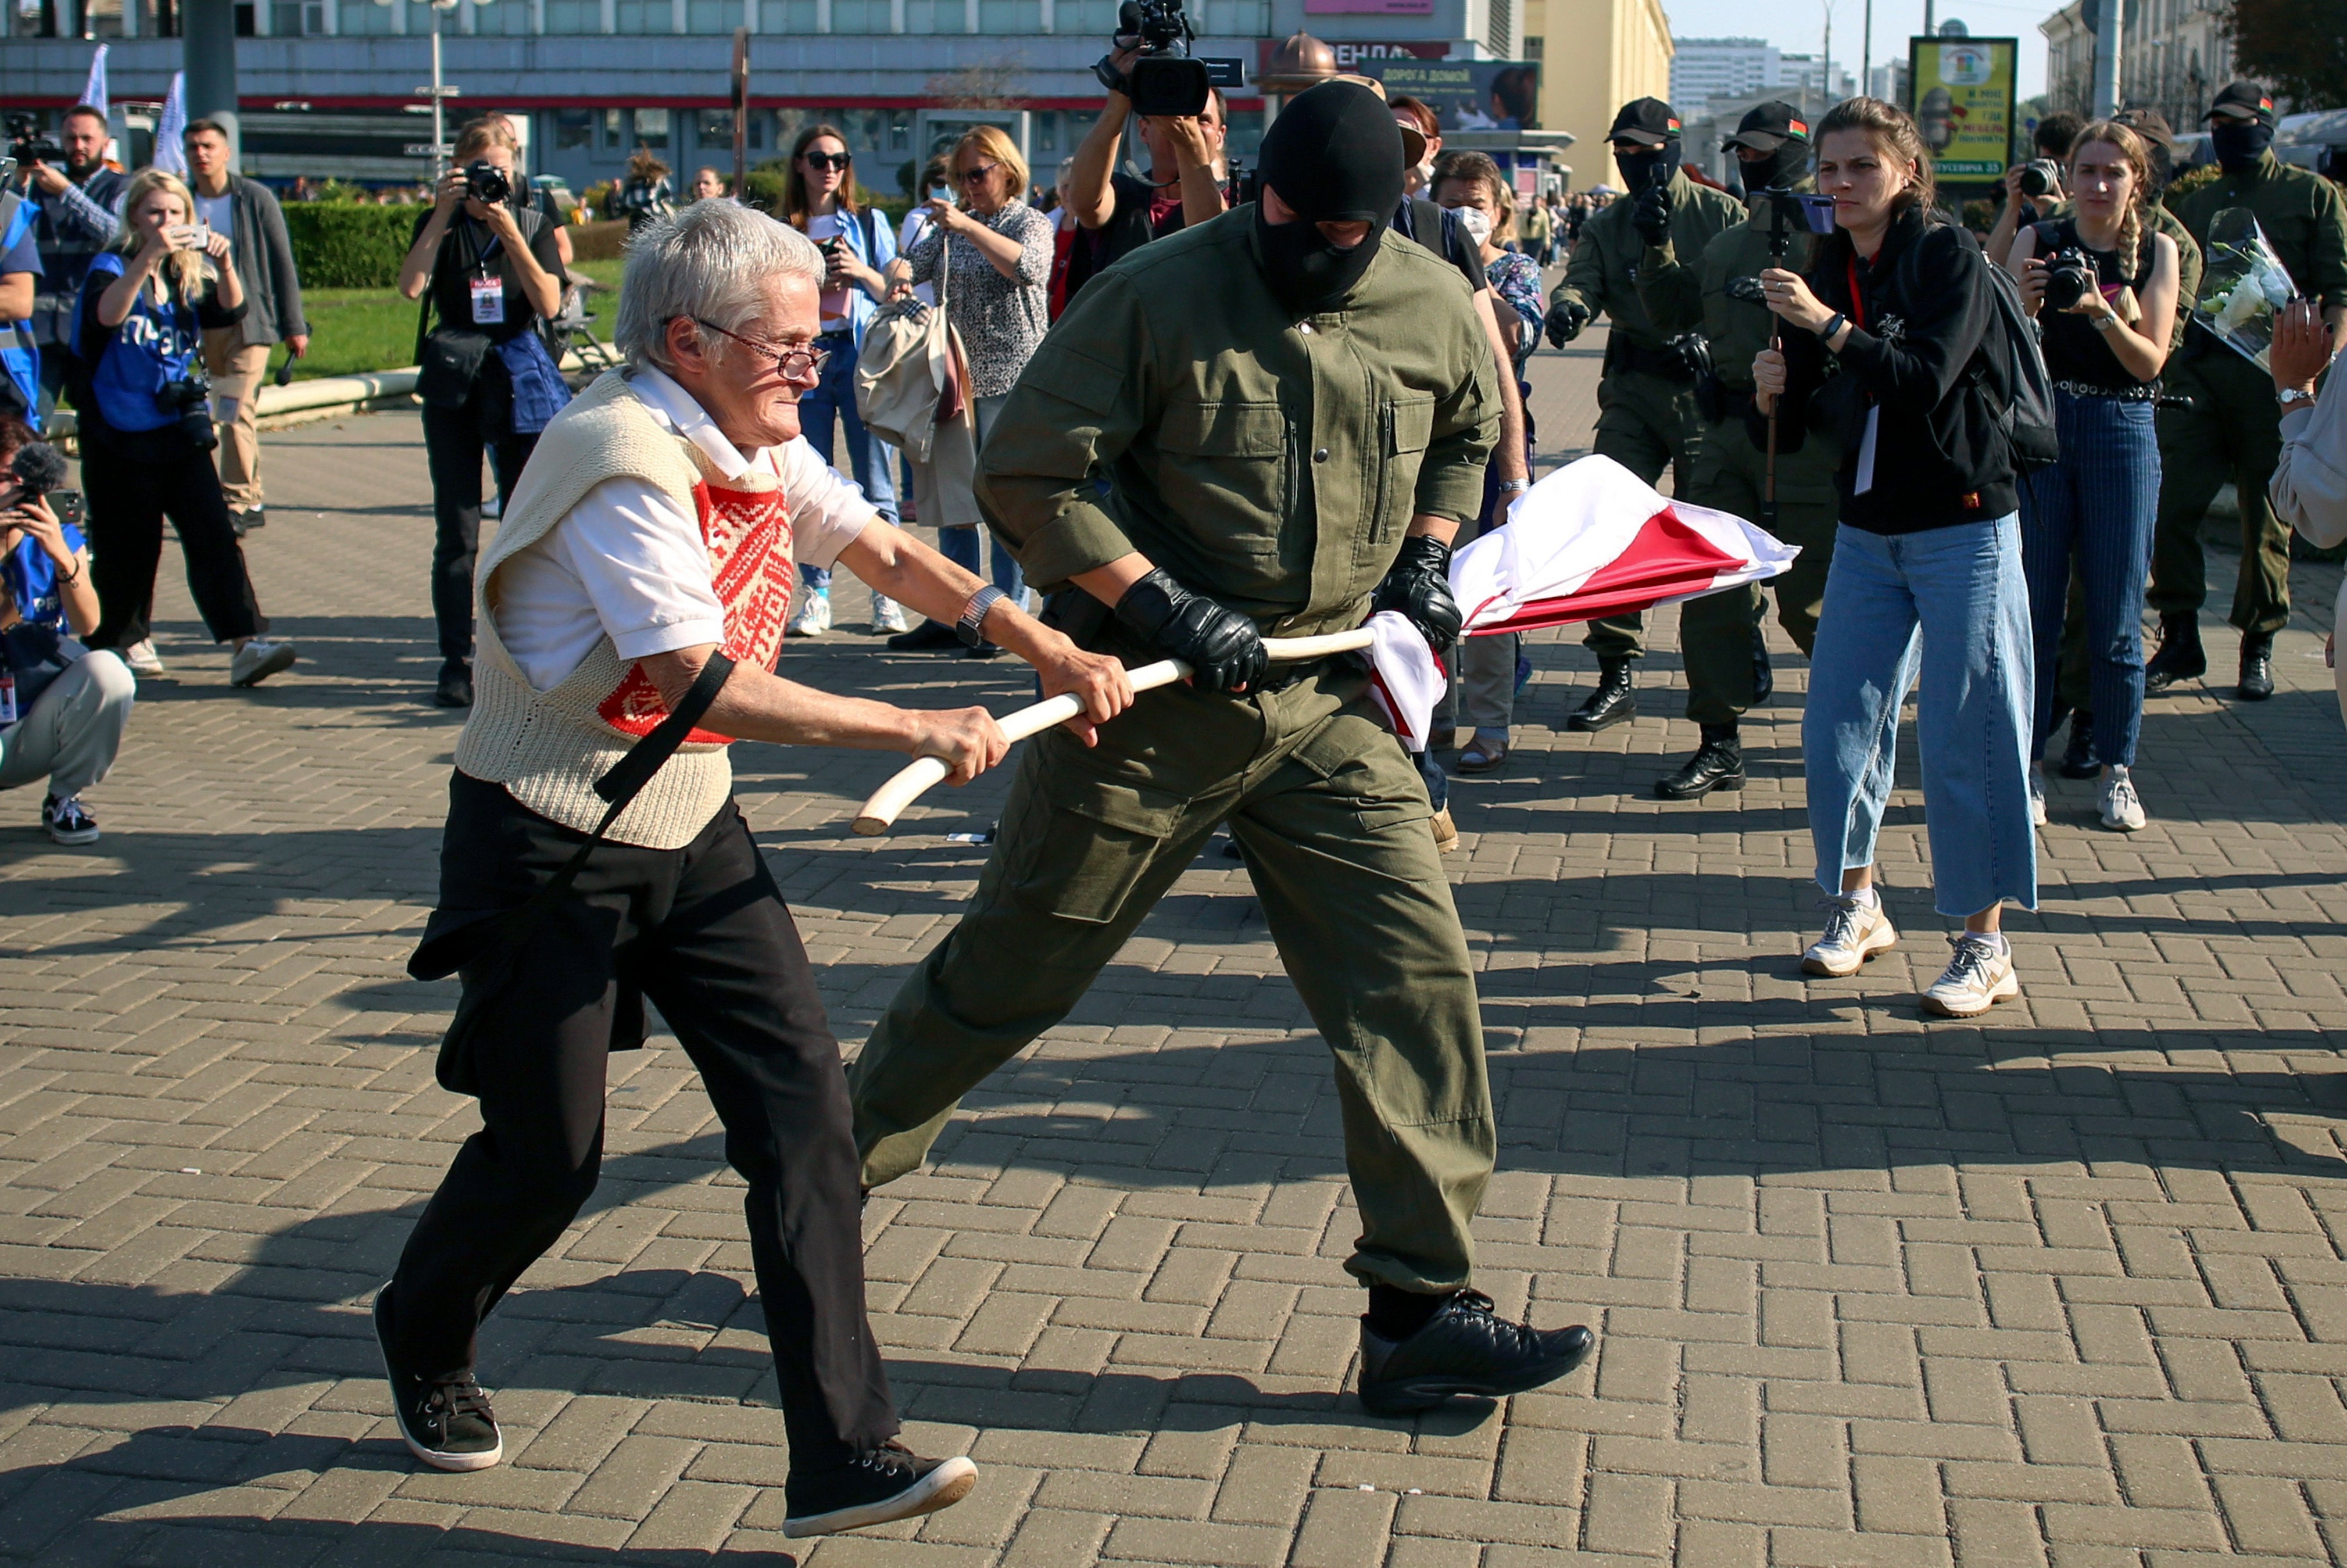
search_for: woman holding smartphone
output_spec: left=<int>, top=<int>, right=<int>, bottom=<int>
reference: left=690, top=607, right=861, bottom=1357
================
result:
left=1751, top=96, right=2036, bottom=1019
left=781, top=124, right=904, bottom=637
left=73, top=169, right=295, bottom=691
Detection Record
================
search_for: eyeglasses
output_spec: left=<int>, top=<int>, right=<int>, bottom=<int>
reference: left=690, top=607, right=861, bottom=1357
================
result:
left=689, top=319, right=829, bottom=382
left=956, top=163, right=1001, bottom=187
left=802, top=151, right=852, bottom=171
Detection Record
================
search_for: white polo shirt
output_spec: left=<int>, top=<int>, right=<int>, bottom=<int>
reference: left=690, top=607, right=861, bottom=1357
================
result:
left=492, top=366, right=879, bottom=692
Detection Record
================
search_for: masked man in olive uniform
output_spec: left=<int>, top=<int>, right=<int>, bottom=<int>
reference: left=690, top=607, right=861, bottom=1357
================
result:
left=1543, top=98, right=1743, bottom=731
left=2144, top=80, right=2347, bottom=702
left=845, top=83, right=1594, bottom=1416
left=1633, top=102, right=1840, bottom=800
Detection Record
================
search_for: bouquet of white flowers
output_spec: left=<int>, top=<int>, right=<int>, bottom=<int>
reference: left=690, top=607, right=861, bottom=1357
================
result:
left=2192, top=207, right=2298, bottom=371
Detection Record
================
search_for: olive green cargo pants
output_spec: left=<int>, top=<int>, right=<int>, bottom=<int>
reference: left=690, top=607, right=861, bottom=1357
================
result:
left=1584, top=367, right=1708, bottom=661
left=2147, top=349, right=2292, bottom=639
left=848, top=664, right=1495, bottom=1294
left=1676, top=414, right=1840, bottom=725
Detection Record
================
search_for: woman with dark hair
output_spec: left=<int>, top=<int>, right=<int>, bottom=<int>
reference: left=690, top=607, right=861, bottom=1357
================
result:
left=614, top=149, right=674, bottom=233
left=1751, top=96, right=2036, bottom=1018
left=781, top=124, right=904, bottom=636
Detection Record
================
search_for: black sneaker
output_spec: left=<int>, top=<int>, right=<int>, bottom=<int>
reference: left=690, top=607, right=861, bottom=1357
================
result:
left=373, top=1280, right=503, bottom=1472
left=783, top=1440, right=978, bottom=1538
left=1356, top=1290, right=1595, bottom=1415
left=2238, top=634, right=2275, bottom=701
left=886, top=620, right=964, bottom=653
left=41, top=794, right=101, bottom=846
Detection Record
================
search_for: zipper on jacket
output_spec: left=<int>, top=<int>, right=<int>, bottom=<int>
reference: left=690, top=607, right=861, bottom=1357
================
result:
left=1370, top=402, right=1396, bottom=544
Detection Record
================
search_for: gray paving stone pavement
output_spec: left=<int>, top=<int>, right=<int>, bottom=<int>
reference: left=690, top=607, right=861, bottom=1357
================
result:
left=3, top=335, right=2346, bottom=1568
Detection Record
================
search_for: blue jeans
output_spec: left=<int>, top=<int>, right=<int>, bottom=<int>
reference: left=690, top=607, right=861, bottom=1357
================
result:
left=1804, top=517, right=2038, bottom=919
left=796, top=331, right=898, bottom=595
left=937, top=391, right=1025, bottom=602
left=2020, top=392, right=2159, bottom=768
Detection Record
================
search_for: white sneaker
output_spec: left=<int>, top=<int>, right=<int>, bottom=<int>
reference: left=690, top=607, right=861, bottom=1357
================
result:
left=871, top=596, right=910, bottom=635
left=122, top=639, right=166, bottom=676
left=789, top=589, right=832, bottom=637
left=1922, top=933, right=2020, bottom=1018
left=2027, top=761, right=2048, bottom=828
left=1802, top=893, right=1898, bottom=977
left=2099, top=765, right=2147, bottom=832
left=230, top=638, right=298, bottom=688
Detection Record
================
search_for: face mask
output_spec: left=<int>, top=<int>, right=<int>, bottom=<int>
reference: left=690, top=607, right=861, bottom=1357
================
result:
left=1741, top=141, right=1809, bottom=192
left=1253, top=202, right=1382, bottom=317
left=2210, top=121, right=2273, bottom=174
left=1452, top=205, right=1493, bottom=246
left=1614, top=141, right=1679, bottom=192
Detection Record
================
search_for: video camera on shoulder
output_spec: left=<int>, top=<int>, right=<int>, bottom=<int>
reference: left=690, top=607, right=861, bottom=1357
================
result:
left=1114, top=0, right=1210, bottom=119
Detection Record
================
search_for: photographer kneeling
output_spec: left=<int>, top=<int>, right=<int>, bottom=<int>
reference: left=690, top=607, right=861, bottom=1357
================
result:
left=398, top=124, right=567, bottom=709
left=73, top=171, right=296, bottom=690
left=0, top=419, right=135, bottom=844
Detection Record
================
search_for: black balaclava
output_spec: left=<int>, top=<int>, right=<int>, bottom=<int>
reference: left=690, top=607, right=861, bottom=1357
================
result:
left=2212, top=120, right=2274, bottom=176
left=1738, top=141, right=1809, bottom=192
left=1253, top=80, right=1405, bottom=316
left=1615, top=140, right=1680, bottom=192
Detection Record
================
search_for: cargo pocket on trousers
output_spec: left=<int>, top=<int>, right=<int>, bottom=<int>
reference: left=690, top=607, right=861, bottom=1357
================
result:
left=1291, top=717, right=1430, bottom=839
left=1011, top=775, right=1184, bottom=926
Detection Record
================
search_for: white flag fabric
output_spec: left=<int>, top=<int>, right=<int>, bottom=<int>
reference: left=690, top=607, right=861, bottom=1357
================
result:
left=1369, top=454, right=1801, bottom=751
left=79, top=44, right=109, bottom=114
left=153, top=73, right=188, bottom=177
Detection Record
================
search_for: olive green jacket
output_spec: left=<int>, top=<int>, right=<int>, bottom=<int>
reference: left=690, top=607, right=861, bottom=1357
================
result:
left=975, top=206, right=1498, bottom=635
left=1551, top=169, right=1745, bottom=351
left=2166, top=151, right=2347, bottom=309
left=1636, top=183, right=1827, bottom=392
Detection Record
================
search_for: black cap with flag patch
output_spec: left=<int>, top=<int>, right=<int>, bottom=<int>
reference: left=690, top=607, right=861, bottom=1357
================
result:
left=1723, top=100, right=1810, bottom=153
left=2206, top=80, right=2277, bottom=126
left=1608, top=98, right=1683, bottom=147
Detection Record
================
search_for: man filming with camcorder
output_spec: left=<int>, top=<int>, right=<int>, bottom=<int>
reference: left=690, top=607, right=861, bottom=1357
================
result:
left=1062, top=0, right=1228, bottom=306
left=398, top=119, right=567, bottom=710
left=10, top=107, right=124, bottom=425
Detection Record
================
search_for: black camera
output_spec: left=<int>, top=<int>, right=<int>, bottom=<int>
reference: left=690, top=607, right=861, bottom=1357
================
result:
left=2017, top=158, right=2062, bottom=199
left=464, top=160, right=511, bottom=205
left=2042, top=245, right=2099, bottom=313
left=1111, top=0, right=1209, bottom=119
left=158, top=369, right=218, bottom=453
left=5, top=112, right=65, bottom=175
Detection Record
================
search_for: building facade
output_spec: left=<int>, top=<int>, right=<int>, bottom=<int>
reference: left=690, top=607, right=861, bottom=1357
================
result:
left=2039, top=0, right=2235, bottom=127
left=1668, top=36, right=1776, bottom=109
left=1526, top=0, right=1669, bottom=188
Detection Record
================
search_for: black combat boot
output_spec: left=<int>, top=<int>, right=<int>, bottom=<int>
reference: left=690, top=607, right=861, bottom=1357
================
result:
left=1565, top=657, right=1637, bottom=731
left=2144, top=615, right=2206, bottom=691
left=1655, top=723, right=1746, bottom=800
left=1357, top=1288, right=1595, bottom=1415
left=2058, top=710, right=2098, bottom=779
left=2238, top=633, right=2275, bottom=701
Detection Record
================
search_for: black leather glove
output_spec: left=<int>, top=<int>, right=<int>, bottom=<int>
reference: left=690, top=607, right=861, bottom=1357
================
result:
left=1632, top=180, right=1673, bottom=248
left=1545, top=298, right=1592, bottom=348
left=1114, top=568, right=1270, bottom=693
left=1372, top=535, right=1464, bottom=654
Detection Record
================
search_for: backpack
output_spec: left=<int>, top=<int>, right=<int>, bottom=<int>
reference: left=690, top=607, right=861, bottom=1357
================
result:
left=1965, top=249, right=2060, bottom=473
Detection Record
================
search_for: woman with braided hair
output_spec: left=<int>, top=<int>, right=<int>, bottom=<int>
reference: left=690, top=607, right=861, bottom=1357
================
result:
left=2007, top=120, right=2180, bottom=833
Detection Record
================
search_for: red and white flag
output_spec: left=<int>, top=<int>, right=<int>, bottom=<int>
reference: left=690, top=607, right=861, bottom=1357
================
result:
left=1369, top=454, right=1800, bottom=749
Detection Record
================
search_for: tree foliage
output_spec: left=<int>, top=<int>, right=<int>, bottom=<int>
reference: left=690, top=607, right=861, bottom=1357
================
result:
left=2228, top=0, right=2347, bottom=110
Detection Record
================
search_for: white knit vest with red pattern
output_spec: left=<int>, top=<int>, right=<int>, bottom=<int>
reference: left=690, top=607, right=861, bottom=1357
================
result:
left=453, top=370, right=796, bottom=849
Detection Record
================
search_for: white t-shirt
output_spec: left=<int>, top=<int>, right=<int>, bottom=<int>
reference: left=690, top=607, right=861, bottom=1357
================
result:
left=194, top=190, right=234, bottom=238
left=492, top=367, right=879, bottom=692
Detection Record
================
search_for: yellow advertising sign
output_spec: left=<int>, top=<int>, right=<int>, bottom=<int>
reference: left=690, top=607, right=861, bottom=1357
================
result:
left=1907, top=36, right=2019, bottom=180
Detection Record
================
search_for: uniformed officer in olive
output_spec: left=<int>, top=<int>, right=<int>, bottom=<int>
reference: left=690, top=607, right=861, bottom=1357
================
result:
left=845, top=81, right=1594, bottom=1416
left=1543, top=98, right=1743, bottom=731
left=1634, top=101, right=1840, bottom=800
left=2144, top=79, right=2347, bottom=701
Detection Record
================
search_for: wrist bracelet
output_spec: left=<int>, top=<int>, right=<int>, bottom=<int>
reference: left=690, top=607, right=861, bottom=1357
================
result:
left=1819, top=312, right=1848, bottom=345
left=1496, top=478, right=1532, bottom=495
left=2091, top=313, right=2119, bottom=332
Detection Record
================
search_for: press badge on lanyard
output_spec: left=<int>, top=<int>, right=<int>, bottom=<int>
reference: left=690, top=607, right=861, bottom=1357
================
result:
left=470, top=273, right=505, bottom=326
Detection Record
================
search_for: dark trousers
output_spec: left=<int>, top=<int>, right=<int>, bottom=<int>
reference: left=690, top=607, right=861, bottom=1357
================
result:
left=422, top=391, right=539, bottom=670
left=80, top=431, right=265, bottom=651
left=2146, top=348, right=2291, bottom=638
left=392, top=774, right=899, bottom=1471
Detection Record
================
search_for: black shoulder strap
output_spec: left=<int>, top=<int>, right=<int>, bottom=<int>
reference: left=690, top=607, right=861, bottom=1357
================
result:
left=860, top=204, right=881, bottom=257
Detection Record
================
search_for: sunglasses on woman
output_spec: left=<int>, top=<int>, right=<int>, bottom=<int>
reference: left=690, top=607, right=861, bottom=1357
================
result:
left=956, top=163, right=1000, bottom=187
left=802, top=152, right=852, bottom=172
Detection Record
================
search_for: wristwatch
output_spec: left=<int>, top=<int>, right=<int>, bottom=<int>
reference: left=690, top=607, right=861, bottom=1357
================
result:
left=2279, top=385, right=2319, bottom=410
left=956, top=584, right=1008, bottom=648
left=1496, top=478, right=1532, bottom=495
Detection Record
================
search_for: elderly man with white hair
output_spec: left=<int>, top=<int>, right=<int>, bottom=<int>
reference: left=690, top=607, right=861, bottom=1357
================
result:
left=376, top=201, right=1133, bottom=1535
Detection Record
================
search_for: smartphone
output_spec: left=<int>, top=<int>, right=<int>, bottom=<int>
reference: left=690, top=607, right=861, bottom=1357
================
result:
left=928, top=185, right=951, bottom=202
left=51, top=491, right=85, bottom=530
left=165, top=223, right=204, bottom=249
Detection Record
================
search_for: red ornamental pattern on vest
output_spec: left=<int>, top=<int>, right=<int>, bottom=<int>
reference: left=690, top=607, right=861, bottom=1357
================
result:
left=598, top=478, right=796, bottom=743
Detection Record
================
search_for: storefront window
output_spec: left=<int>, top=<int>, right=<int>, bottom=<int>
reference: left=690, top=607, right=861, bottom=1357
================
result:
left=542, top=0, right=598, bottom=28
left=554, top=109, right=596, bottom=149
left=634, top=108, right=672, bottom=149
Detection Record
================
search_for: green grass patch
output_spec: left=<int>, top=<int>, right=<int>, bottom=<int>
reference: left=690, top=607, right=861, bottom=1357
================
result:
left=286, top=257, right=627, bottom=381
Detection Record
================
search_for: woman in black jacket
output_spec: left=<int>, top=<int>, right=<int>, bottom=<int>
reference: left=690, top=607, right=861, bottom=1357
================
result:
left=1751, top=96, right=2037, bottom=1020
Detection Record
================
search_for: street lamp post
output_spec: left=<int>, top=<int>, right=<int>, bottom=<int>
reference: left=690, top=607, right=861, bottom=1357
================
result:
left=375, top=0, right=486, bottom=175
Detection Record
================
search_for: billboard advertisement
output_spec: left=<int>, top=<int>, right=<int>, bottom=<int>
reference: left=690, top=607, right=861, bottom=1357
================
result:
left=1355, top=58, right=1542, bottom=132
left=1907, top=35, right=2019, bottom=180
